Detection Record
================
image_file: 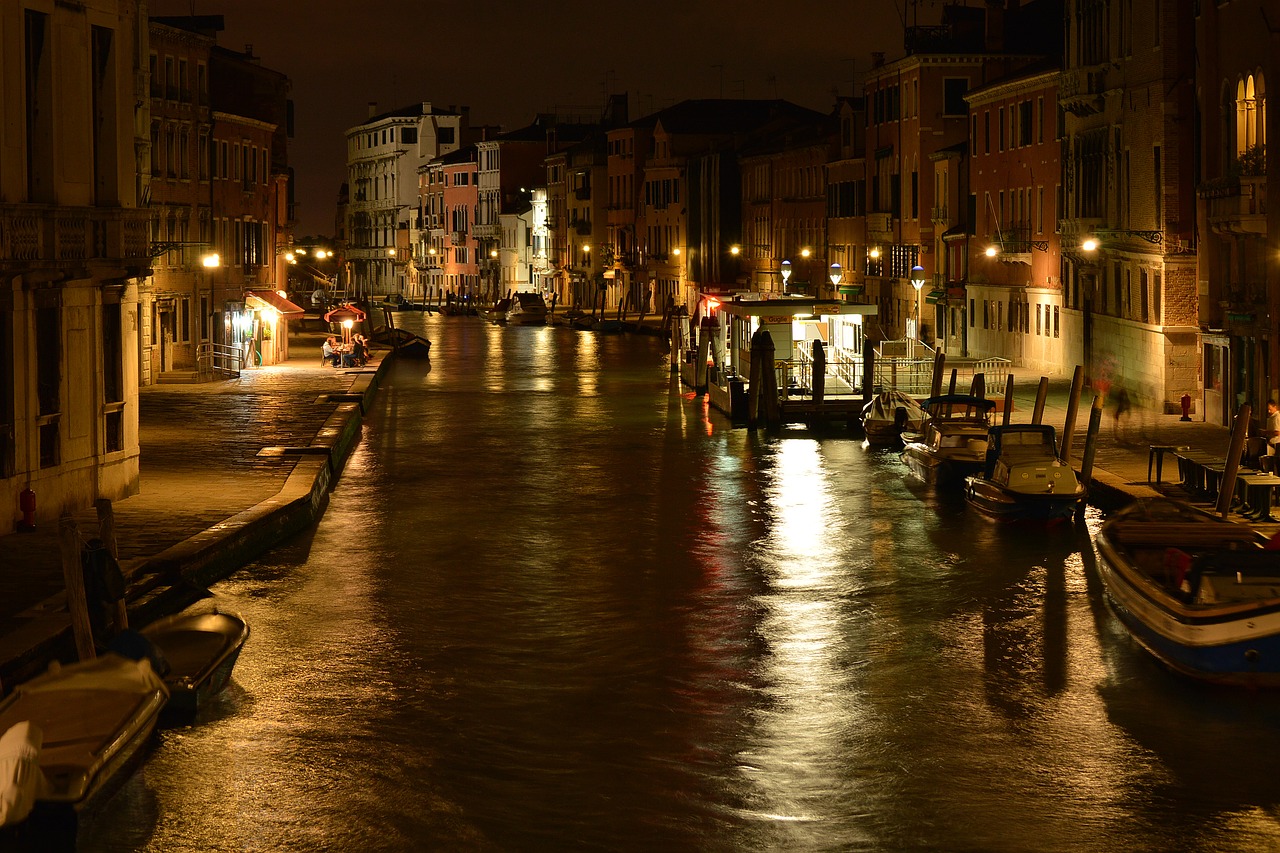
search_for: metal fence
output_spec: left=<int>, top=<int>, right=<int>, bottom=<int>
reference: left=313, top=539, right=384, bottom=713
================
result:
left=197, top=342, right=243, bottom=380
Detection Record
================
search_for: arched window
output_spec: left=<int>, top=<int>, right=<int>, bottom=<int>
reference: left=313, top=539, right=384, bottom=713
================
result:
left=1236, top=74, right=1263, bottom=156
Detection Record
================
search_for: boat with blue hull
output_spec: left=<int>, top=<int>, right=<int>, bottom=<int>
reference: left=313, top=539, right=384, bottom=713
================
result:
left=1094, top=499, right=1280, bottom=686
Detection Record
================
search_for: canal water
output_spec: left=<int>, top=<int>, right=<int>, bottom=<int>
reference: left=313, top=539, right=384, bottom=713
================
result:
left=80, top=315, right=1280, bottom=852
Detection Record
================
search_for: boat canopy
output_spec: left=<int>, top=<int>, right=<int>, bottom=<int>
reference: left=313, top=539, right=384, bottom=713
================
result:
left=983, top=423, right=1060, bottom=476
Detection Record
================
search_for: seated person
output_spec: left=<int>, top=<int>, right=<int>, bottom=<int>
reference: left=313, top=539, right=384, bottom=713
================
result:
left=322, top=336, right=341, bottom=367
left=351, top=334, right=369, bottom=367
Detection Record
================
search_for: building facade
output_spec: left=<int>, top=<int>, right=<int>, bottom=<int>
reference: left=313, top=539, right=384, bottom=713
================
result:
left=1, top=0, right=151, bottom=530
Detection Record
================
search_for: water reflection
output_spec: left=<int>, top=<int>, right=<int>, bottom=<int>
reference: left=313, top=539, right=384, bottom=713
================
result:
left=72, top=316, right=1280, bottom=852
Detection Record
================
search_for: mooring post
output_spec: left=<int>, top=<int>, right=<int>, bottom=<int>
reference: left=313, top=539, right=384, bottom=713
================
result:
left=1217, top=402, right=1252, bottom=518
left=1061, top=365, right=1085, bottom=464
left=1076, top=395, right=1105, bottom=522
left=95, top=498, right=128, bottom=631
left=930, top=351, right=946, bottom=398
left=748, top=329, right=765, bottom=427
left=811, top=339, right=826, bottom=403
left=757, top=330, right=780, bottom=426
left=1032, top=377, right=1048, bottom=425
left=948, top=368, right=958, bottom=395
left=861, top=347, right=875, bottom=403
left=59, top=514, right=96, bottom=661
left=970, top=373, right=985, bottom=399
left=1002, top=374, right=1014, bottom=426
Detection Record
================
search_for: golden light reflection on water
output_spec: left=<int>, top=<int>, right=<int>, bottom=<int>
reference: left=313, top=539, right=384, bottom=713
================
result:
left=746, top=439, right=854, bottom=826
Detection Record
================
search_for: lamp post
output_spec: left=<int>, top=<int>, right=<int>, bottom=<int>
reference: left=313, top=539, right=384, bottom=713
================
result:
left=910, top=264, right=926, bottom=343
left=780, top=259, right=792, bottom=294
left=829, top=262, right=842, bottom=300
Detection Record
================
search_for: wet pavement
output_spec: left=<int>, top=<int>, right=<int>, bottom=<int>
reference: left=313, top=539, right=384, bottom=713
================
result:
left=0, top=319, right=1254, bottom=691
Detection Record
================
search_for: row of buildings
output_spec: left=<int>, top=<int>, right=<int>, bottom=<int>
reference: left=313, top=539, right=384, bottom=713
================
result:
left=1, top=4, right=295, bottom=532
left=339, top=0, right=1274, bottom=429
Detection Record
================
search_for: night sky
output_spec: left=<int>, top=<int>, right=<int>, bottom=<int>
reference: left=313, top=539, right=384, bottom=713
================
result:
left=154, top=1, right=905, bottom=237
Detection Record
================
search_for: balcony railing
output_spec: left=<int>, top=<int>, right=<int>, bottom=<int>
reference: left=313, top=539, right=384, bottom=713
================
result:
left=0, top=204, right=151, bottom=263
left=1203, top=175, right=1267, bottom=235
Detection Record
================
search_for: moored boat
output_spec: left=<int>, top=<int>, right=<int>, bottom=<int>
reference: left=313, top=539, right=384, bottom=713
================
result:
left=0, top=652, right=167, bottom=825
left=900, top=394, right=996, bottom=486
left=505, top=292, right=548, bottom=326
left=1094, top=499, right=1280, bottom=686
left=140, top=609, right=249, bottom=714
left=480, top=298, right=512, bottom=323
left=861, top=390, right=927, bottom=446
left=964, top=424, right=1085, bottom=521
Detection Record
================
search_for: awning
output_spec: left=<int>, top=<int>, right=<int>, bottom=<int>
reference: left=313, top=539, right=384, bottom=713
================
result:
left=323, top=303, right=367, bottom=323
left=246, top=290, right=305, bottom=316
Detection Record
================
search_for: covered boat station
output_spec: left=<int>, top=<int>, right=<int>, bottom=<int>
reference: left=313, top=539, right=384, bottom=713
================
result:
left=674, top=295, right=879, bottom=425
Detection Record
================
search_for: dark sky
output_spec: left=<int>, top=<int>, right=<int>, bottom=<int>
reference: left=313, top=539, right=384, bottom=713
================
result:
left=155, top=1, right=905, bottom=238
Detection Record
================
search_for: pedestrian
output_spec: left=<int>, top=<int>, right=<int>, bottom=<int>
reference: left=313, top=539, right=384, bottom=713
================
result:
left=1111, top=384, right=1131, bottom=439
left=1266, top=399, right=1280, bottom=462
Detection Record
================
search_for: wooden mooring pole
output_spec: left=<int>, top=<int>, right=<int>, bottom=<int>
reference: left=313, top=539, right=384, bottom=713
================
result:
left=1032, top=377, right=1049, bottom=425
left=1217, top=403, right=1252, bottom=518
left=96, top=498, right=128, bottom=631
left=930, top=351, right=946, bottom=398
left=1060, top=365, right=1085, bottom=465
left=1076, top=395, right=1105, bottom=522
left=1002, top=374, right=1014, bottom=426
left=58, top=514, right=96, bottom=661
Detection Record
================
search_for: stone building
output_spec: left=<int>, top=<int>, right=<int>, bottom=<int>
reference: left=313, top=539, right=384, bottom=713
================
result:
left=1059, top=0, right=1198, bottom=413
left=0, top=0, right=150, bottom=531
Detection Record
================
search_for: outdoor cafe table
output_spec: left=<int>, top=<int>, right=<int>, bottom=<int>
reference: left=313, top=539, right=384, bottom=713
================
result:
left=1235, top=471, right=1280, bottom=522
left=1174, top=450, right=1228, bottom=500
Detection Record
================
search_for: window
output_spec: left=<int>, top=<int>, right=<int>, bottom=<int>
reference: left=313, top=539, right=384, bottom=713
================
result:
left=944, top=78, right=968, bottom=116
left=402, top=127, right=417, bottom=144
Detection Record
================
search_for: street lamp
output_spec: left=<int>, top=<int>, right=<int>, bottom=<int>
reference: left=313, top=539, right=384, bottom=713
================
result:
left=910, top=264, right=926, bottom=342
left=780, top=259, right=792, bottom=293
left=829, top=262, right=842, bottom=299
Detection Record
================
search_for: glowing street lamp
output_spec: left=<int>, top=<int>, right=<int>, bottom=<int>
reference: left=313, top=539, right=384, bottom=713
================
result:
left=910, top=265, right=926, bottom=341
left=1082, top=238, right=1099, bottom=252
left=201, top=252, right=220, bottom=268
left=829, top=262, right=843, bottom=288
left=780, top=259, right=792, bottom=292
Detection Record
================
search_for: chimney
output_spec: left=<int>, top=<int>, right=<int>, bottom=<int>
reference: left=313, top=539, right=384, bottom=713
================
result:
left=368, top=101, right=378, bottom=120
left=871, top=51, right=885, bottom=68
left=422, top=101, right=432, bottom=115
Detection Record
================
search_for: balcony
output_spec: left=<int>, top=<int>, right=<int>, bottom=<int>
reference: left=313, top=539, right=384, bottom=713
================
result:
left=867, top=212, right=893, bottom=240
left=1059, top=65, right=1110, bottom=116
left=931, top=205, right=949, bottom=223
left=1203, top=175, right=1267, bottom=236
left=0, top=204, right=151, bottom=267
left=573, top=219, right=592, bottom=236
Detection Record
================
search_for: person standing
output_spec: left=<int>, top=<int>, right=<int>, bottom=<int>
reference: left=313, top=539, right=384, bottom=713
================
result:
left=1266, top=399, right=1280, bottom=460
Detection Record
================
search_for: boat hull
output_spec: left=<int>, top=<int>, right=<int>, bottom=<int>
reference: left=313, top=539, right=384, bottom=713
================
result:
left=901, top=443, right=984, bottom=486
left=1095, top=503, right=1280, bottom=686
left=964, top=478, right=1084, bottom=521
left=0, top=654, right=168, bottom=812
left=141, top=610, right=249, bottom=714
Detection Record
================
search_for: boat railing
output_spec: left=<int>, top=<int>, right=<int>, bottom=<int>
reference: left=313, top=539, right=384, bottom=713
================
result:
left=196, top=342, right=243, bottom=379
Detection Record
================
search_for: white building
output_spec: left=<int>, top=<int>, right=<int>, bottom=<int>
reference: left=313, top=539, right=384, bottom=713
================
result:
left=344, top=102, right=468, bottom=299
